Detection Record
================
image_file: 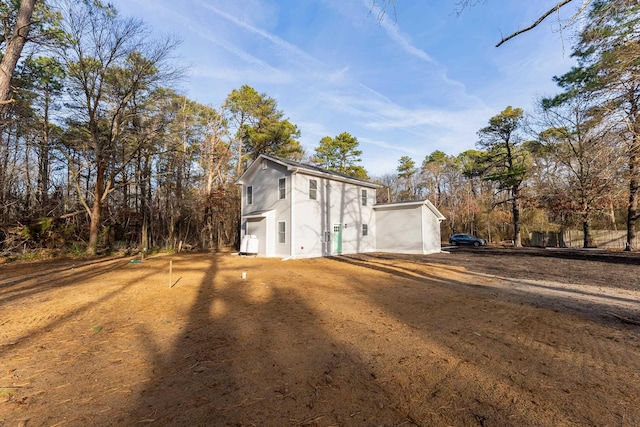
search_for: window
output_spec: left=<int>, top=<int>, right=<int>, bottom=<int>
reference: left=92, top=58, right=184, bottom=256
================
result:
left=278, top=221, right=286, bottom=244
left=309, top=179, right=317, bottom=200
left=362, top=224, right=368, bottom=237
left=246, top=186, right=253, bottom=204
left=361, top=189, right=367, bottom=206
left=278, top=177, right=286, bottom=200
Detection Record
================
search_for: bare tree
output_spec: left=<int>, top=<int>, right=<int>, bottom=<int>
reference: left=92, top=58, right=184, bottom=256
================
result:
left=538, top=96, right=623, bottom=247
left=57, top=0, right=180, bottom=255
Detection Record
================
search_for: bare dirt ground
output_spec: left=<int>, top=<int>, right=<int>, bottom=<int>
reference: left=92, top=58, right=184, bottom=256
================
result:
left=1, top=246, right=640, bottom=426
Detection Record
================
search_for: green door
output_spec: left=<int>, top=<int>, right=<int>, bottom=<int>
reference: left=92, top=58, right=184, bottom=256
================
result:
left=332, top=224, right=342, bottom=254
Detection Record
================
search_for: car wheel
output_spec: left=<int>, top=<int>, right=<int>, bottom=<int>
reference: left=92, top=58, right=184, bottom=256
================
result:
left=473, top=241, right=480, bottom=247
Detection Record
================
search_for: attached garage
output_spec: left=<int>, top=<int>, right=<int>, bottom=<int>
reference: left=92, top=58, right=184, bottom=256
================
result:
left=242, top=210, right=275, bottom=257
left=374, top=200, right=445, bottom=255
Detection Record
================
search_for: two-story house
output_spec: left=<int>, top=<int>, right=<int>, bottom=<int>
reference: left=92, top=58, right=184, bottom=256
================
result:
left=237, top=154, right=445, bottom=258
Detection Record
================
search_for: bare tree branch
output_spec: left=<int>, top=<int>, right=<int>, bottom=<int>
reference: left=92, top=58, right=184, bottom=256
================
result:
left=496, top=0, right=576, bottom=47
left=369, top=0, right=396, bottom=24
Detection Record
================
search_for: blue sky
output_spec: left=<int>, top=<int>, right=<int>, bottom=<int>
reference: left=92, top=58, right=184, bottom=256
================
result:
left=108, top=0, right=580, bottom=176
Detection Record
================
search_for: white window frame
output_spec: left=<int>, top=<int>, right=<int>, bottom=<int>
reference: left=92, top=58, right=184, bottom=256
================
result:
left=278, top=221, right=286, bottom=244
left=362, top=223, right=368, bottom=237
left=246, top=185, right=253, bottom=205
left=361, top=189, right=367, bottom=206
left=278, top=177, right=286, bottom=200
left=309, top=179, right=317, bottom=200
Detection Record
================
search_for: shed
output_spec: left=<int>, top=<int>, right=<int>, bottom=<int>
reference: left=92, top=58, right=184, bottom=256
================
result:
left=374, top=199, right=445, bottom=255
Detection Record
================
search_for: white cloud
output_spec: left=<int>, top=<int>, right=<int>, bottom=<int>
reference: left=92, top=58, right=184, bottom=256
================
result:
left=375, top=11, right=435, bottom=64
left=359, top=136, right=418, bottom=155
left=196, top=1, right=325, bottom=70
left=190, top=65, right=292, bottom=85
left=108, top=0, right=578, bottom=176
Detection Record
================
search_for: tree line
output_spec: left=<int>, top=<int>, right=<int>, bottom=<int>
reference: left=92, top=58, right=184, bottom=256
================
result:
left=379, top=1, right=639, bottom=250
left=0, top=0, right=638, bottom=258
left=0, top=1, right=305, bottom=257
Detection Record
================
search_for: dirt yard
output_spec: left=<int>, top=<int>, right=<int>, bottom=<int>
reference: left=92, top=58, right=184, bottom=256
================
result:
left=1, top=247, right=640, bottom=426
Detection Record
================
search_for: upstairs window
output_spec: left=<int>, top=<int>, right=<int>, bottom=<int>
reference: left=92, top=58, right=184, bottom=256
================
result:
left=361, top=189, right=367, bottom=206
left=278, top=177, right=286, bottom=200
left=246, top=186, right=253, bottom=205
left=362, top=224, right=368, bottom=237
left=309, top=179, right=317, bottom=200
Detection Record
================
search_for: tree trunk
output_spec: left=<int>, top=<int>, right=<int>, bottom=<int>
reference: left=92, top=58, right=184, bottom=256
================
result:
left=512, top=186, right=521, bottom=247
left=0, top=0, right=36, bottom=114
left=141, top=215, right=148, bottom=251
left=0, top=135, right=6, bottom=222
left=608, top=199, right=617, bottom=230
left=625, top=92, right=640, bottom=251
left=582, top=212, right=594, bottom=248
left=25, top=133, right=32, bottom=214
left=87, top=160, right=106, bottom=255
left=37, top=87, right=51, bottom=208
left=626, top=149, right=638, bottom=251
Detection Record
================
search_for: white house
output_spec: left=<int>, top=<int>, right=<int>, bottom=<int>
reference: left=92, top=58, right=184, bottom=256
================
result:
left=237, top=154, right=444, bottom=258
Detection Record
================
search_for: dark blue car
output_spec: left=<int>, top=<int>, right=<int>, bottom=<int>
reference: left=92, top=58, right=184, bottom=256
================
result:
left=449, top=233, right=486, bottom=246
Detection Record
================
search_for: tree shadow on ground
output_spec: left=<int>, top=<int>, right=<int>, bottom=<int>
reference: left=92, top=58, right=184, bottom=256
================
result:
left=0, top=257, right=147, bottom=358
left=332, top=254, right=640, bottom=326
left=443, top=245, right=640, bottom=266
left=121, top=255, right=409, bottom=426
left=0, top=257, right=132, bottom=305
left=326, top=254, right=640, bottom=426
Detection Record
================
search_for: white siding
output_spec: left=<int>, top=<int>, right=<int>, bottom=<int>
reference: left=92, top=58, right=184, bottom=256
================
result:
left=292, top=174, right=326, bottom=257
left=374, top=201, right=443, bottom=255
left=292, top=173, right=376, bottom=258
left=240, top=160, right=291, bottom=257
left=421, top=204, right=443, bottom=254
left=375, top=205, right=424, bottom=254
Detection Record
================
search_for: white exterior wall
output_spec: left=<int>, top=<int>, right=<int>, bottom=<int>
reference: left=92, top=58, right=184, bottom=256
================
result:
left=240, top=159, right=291, bottom=257
left=375, top=205, right=423, bottom=254
left=374, top=201, right=443, bottom=255
left=291, top=172, right=376, bottom=258
left=291, top=173, right=325, bottom=258
left=421, top=204, right=443, bottom=254
left=329, top=181, right=376, bottom=256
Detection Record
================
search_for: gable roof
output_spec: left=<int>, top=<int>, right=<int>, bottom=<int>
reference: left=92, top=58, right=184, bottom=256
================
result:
left=374, top=199, right=446, bottom=220
left=237, top=154, right=381, bottom=188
